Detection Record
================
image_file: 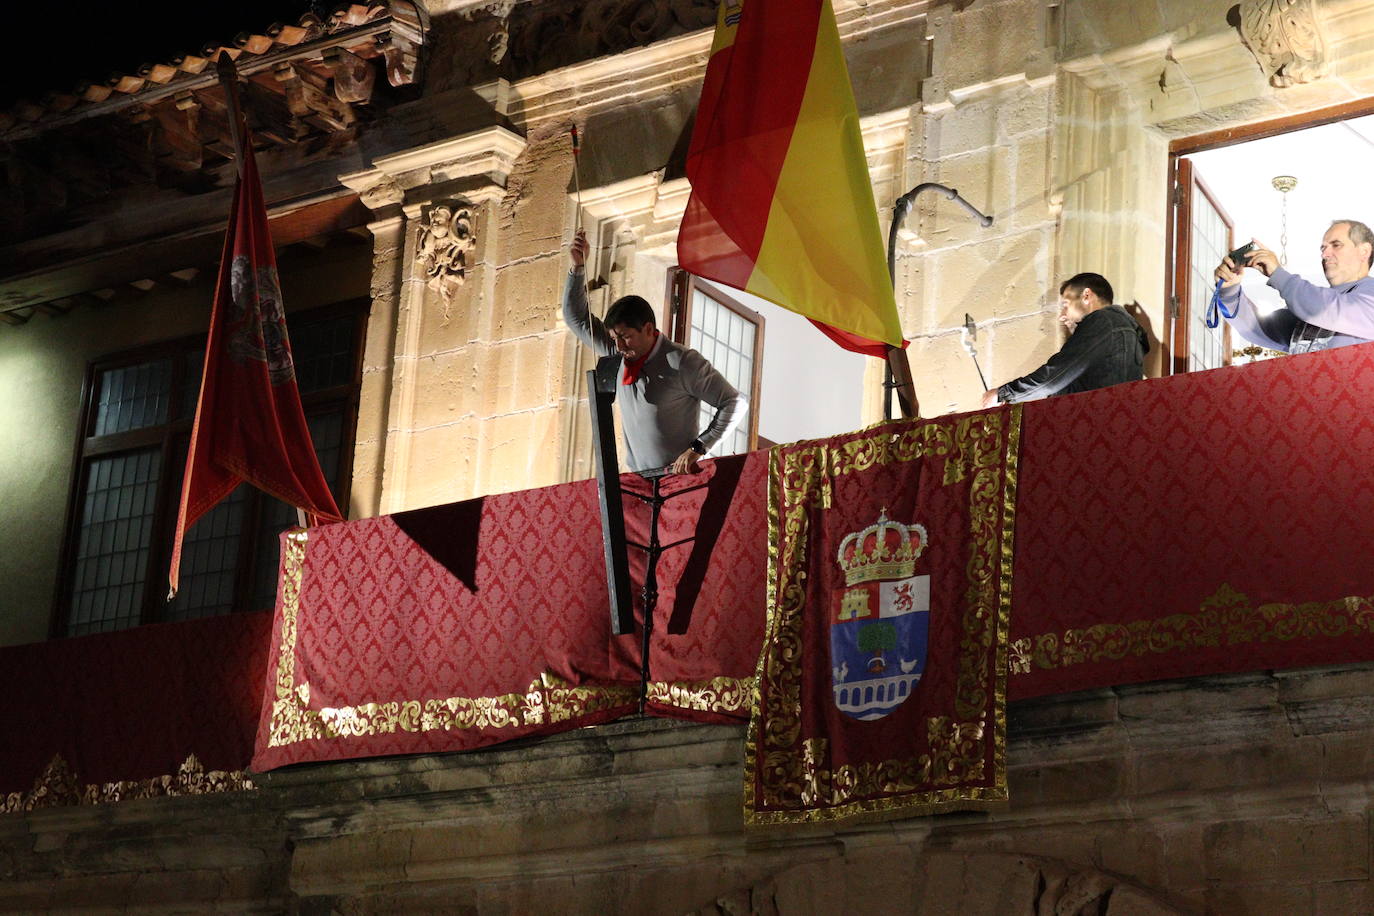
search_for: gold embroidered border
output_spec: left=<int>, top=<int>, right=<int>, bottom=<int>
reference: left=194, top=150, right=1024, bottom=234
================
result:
left=1, top=754, right=253, bottom=814
left=645, top=676, right=755, bottom=715
left=1010, top=583, right=1374, bottom=674
left=267, top=532, right=745, bottom=749
left=745, top=409, right=1020, bottom=825
left=268, top=535, right=636, bottom=745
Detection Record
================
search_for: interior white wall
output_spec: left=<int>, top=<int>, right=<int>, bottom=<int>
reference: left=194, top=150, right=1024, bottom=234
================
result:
left=1188, top=113, right=1374, bottom=313
left=727, top=288, right=871, bottom=447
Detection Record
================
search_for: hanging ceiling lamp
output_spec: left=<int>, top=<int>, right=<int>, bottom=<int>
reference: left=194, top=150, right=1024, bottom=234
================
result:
left=1272, top=175, right=1297, bottom=266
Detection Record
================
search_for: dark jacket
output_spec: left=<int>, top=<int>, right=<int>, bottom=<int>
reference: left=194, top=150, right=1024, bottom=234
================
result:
left=997, top=305, right=1148, bottom=403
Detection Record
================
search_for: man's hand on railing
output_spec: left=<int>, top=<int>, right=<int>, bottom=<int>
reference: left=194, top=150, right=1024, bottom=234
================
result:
left=670, top=447, right=702, bottom=475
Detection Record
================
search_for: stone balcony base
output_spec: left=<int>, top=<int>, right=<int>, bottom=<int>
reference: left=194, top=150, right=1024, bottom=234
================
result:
left=4, top=664, right=1374, bottom=913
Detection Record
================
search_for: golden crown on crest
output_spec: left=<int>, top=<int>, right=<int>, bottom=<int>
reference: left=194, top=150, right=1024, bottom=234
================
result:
left=836, top=509, right=928, bottom=586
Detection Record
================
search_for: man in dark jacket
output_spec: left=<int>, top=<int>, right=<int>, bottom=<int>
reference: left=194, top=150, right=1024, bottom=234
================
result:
left=980, top=272, right=1148, bottom=407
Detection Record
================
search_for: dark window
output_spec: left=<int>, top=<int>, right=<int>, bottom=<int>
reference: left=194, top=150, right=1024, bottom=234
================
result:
left=56, top=301, right=366, bottom=637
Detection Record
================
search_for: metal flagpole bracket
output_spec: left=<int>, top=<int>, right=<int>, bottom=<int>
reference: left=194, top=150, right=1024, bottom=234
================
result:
left=884, top=182, right=994, bottom=420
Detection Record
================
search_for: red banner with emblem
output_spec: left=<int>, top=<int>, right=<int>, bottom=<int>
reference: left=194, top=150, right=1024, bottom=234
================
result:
left=168, top=132, right=342, bottom=596
left=746, top=408, right=1021, bottom=824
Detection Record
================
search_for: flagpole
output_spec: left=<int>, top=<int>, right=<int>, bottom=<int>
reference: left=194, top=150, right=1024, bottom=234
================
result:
left=215, top=52, right=247, bottom=181
left=885, top=193, right=920, bottom=419
left=570, top=125, right=582, bottom=210
left=884, top=345, right=918, bottom=419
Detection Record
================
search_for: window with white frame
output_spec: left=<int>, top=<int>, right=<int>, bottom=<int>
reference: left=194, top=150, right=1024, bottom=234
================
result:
left=665, top=269, right=762, bottom=456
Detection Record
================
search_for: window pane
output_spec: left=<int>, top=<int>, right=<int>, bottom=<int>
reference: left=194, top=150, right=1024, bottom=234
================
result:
left=166, top=485, right=248, bottom=622
left=70, top=306, right=361, bottom=632
left=93, top=359, right=172, bottom=436
left=292, top=313, right=358, bottom=392
left=250, top=410, right=347, bottom=610
left=68, top=448, right=162, bottom=635
left=1188, top=184, right=1229, bottom=372
left=687, top=288, right=758, bottom=458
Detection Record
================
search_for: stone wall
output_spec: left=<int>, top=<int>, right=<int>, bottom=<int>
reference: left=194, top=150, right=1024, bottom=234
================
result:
left=5, top=665, right=1373, bottom=913
left=338, top=0, right=1374, bottom=512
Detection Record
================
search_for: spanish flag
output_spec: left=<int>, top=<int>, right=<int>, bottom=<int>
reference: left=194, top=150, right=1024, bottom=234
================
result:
left=678, top=0, right=905, bottom=355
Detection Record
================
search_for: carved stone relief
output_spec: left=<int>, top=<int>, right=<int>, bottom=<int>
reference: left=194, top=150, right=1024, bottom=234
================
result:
left=417, top=202, right=478, bottom=319
left=359, top=175, right=406, bottom=210
left=503, top=0, right=717, bottom=80
left=1238, top=0, right=1328, bottom=87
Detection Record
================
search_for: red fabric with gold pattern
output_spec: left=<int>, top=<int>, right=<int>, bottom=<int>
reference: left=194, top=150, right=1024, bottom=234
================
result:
left=251, top=452, right=768, bottom=771
left=15, top=347, right=1374, bottom=794
left=0, top=612, right=270, bottom=798
left=1009, top=344, right=1374, bottom=699
left=626, top=452, right=769, bottom=691
left=746, top=411, right=1019, bottom=824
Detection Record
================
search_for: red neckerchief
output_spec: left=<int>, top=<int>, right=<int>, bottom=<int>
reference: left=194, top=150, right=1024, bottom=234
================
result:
left=621, top=331, right=660, bottom=384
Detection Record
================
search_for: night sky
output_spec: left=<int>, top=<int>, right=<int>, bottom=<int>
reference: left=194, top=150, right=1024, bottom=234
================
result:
left=1, top=1, right=321, bottom=109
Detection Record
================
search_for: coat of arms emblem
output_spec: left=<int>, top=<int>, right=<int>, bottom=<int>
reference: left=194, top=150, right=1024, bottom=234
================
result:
left=829, top=509, right=930, bottom=721
left=229, top=255, right=294, bottom=385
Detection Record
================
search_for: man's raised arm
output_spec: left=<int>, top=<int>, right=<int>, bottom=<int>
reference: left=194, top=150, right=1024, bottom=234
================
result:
left=1268, top=267, right=1374, bottom=339
left=1215, top=282, right=1298, bottom=353
left=562, top=228, right=615, bottom=358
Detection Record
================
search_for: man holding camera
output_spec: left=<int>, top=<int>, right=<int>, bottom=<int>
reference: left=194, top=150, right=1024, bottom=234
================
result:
left=980, top=272, right=1148, bottom=407
left=1213, top=219, right=1374, bottom=354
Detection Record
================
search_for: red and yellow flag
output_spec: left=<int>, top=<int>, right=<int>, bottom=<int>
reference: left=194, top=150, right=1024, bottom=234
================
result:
left=168, top=130, right=343, bottom=596
left=677, top=0, right=905, bottom=356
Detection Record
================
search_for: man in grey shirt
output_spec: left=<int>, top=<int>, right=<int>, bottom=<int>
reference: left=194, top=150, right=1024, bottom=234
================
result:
left=1214, top=219, right=1374, bottom=354
left=564, top=228, right=747, bottom=474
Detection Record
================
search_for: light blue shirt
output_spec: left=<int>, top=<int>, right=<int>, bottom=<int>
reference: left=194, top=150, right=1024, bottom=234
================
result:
left=1221, top=267, right=1374, bottom=354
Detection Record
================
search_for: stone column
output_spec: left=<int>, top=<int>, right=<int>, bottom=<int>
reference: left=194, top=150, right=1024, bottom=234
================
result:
left=340, top=126, right=528, bottom=513
left=897, top=0, right=1062, bottom=414
left=350, top=200, right=407, bottom=519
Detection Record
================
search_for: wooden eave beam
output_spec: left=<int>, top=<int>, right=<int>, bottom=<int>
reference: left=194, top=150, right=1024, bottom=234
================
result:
left=2, top=18, right=402, bottom=142
left=0, top=193, right=368, bottom=315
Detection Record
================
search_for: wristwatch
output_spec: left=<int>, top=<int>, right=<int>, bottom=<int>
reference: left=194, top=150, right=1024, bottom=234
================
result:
left=690, top=438, right=706, bottom=455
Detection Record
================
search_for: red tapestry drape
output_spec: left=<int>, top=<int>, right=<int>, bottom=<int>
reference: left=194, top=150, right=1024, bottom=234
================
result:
left=746, top=409, right=1020, bottom=824
left=251, top=453, right=769, bottom=771
left=251, top=344, right=1374, bottom=778
left=1, top=613, right=270, bottom=803
left=1007, top=344, right=1374, bottom=698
